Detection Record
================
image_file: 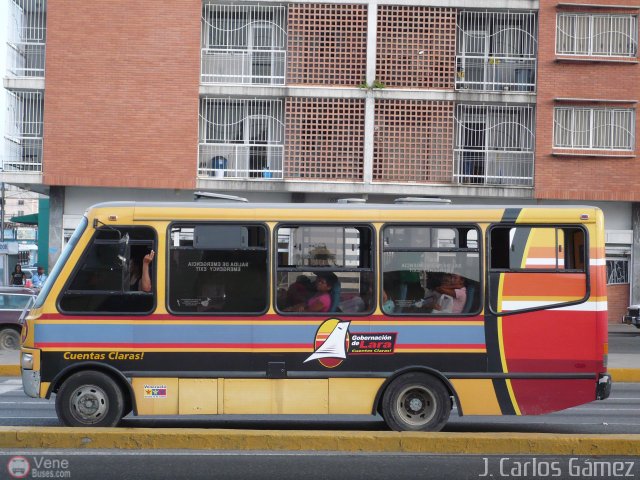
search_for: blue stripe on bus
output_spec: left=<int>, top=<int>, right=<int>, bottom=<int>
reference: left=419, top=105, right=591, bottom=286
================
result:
left=34, top=323, right=485, bottom=346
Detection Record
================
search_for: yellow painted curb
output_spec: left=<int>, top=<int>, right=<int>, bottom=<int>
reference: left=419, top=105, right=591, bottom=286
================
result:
left=609, top=368, right=640, bottom=383
left=0, top=365, right=20, bottom=377
left=0, top=428, right=640, bottom=454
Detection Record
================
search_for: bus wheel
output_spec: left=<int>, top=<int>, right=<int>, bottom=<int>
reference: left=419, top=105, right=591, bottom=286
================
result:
left=381, top=373, right=451, bottom=432
left=0, top=328, right=20, bottom=350
left=55, top=371, right=125, bottom=427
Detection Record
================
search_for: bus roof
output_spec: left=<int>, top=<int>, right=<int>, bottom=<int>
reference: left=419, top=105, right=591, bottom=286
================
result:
left=86, top=201, right=602, bottom=224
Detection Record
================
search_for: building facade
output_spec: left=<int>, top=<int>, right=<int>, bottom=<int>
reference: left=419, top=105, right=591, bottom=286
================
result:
left=3, top=0, right=639, bottom=322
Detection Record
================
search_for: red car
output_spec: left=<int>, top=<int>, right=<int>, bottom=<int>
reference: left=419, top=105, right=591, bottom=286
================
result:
left=0, top=287, right=36, bottom=349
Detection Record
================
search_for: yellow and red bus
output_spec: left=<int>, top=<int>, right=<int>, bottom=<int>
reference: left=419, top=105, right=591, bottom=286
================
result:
left=20, top=201, right=611, bottom=431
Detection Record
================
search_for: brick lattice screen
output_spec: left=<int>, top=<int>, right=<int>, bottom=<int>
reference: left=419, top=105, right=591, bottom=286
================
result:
left=376, top=6, right=456, bottom=89
left=285, top=98, right=365, bottom=180
left=287, top=4, right=367, bottom=86
left=374, top=100, right=454, bottom=183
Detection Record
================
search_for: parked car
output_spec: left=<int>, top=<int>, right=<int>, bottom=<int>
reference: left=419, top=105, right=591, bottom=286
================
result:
left=623, top=304, right=640, bottom=328
left=0, top=287, right=36, bottom=349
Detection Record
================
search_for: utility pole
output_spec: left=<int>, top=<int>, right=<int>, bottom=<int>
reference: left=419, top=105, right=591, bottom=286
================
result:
left=1, top=182, right=4, bottom=242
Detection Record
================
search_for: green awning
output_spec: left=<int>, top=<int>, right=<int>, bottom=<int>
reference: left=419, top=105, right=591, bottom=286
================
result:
left=10, top=213, right=38, bottom=225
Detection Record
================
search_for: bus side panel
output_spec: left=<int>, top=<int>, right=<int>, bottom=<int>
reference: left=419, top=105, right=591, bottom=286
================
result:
left=508, top=379, right=596, bottom=415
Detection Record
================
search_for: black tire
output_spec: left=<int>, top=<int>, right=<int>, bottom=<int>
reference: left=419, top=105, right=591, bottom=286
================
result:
left=0, top=328, right=20, bottom=350
left=55, top=371, right=125, bottom=427
left=381, top=372, right=452, bottom=432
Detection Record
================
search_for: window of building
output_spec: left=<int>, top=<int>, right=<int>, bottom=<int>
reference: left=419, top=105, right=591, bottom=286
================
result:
left=276, top=224, right=374, bottom=314
left=381, top=225, right=481, bottom=315
left=201, top=3, right=287, bottom=85
left=17, top=200, right=24, bottom=206
left=168, top=223, right=268, bottom=314
left=607, top=256, right=629, bottom=284
left=554, top=107, right=635, bottom=150
left=556, top=13, right=638, bottom=57
left=198, top=98, right=284, bottom=180
left=456, top=10, right=538, bottom=92
left=454, top=104, right=535, bottom=186
left=59, top=227, right=156, bottom=314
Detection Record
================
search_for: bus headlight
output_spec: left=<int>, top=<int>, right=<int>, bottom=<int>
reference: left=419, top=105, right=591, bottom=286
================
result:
left=21, top=353, right=33, bottom=370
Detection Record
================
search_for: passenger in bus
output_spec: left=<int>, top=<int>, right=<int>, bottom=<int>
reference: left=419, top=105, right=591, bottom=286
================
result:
left=434, top=273, right=467, bottom=314
left=286, top=272, right=337, bottom=312
left=284, top=275, right=313, bottom=307
left=129, top=250, right=155, bottom=293
left=382, top=289, right=395, bottom=314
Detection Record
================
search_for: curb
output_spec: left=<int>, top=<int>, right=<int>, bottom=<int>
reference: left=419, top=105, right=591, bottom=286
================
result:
left=0, top=366, right=19, bottom=377
left=608, top=368, right=640, bottom=383
left=0, top=428, right=640, bottom=454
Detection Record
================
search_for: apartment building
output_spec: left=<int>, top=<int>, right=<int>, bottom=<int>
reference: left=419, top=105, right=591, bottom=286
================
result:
left=2, top=0, right=638, bottom=322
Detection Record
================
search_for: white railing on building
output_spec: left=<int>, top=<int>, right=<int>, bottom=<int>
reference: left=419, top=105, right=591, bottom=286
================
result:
left=6, top=0, right=46, bottom=78
left=456, top=10, right=537, bottom=92
left=554, top=107, right=635, bottom=150
left=454, top=104, right=535, bottom=186
left=198, top=98, right=284, bottom=179
left=201, top=3, right=287, bottom=85
left=198, top=143, right=284, bottom=179
left=3, top=91, right=43, bottom=173
left=556, top=13, right=638, bottom=57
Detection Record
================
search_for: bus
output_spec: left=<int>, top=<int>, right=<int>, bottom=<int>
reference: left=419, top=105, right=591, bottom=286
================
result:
left=20, top=200, right=611, bottom=431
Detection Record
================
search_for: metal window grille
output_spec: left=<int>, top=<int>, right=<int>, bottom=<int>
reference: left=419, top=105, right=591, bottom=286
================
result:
left=3, top=90, right=43, bottom=172
left=556, top=13, right=638, bottom=57
left=553, top=107, right=635, bottom=150
left=201, top=3, right=286, bottom=85
left=6, top=0, right=46, bottom=78
left=606, top=257, right=629, bottom=284
left=454, top=104, right=535, bottom=186
left=456, top=10, right=537, bottom=92
left=198, top=98, right=284, bottom=179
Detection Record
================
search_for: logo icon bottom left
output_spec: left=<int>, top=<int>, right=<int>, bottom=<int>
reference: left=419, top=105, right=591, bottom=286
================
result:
left=7, top=456, right=30, bottom=479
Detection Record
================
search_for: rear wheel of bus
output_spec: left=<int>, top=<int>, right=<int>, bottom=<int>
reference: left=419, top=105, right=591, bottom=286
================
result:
left=55, top=371, right=125, bottom=427
left=381, top=372, right=451, bottom=432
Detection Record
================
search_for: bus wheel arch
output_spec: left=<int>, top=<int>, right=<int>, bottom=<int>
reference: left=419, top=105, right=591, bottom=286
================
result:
left=49, top=364, right=134, bottom=425
left=375, top=369, right=457, bottom=432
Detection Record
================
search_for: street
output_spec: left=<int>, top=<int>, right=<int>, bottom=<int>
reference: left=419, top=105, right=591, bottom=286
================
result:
left=2, top=376, right=639, bottom=434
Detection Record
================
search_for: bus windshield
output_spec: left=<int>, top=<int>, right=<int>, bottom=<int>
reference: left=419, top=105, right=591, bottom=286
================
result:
left=34, top=216, right=88, bottom=309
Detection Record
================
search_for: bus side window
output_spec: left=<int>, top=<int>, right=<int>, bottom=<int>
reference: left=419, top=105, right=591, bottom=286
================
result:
left=59, top=227, right=156, bottom=314
left=168, top=223, right=268, bottom=315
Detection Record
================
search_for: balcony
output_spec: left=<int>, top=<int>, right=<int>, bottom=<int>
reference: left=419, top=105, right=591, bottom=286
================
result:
left=454, top=104, right=535, bottom=187
left=456, top=10, right=537, bottom=93
left=201, top=3, right=286, bottom=86
left=6, top=0, right=46, bottom=79
left=3, top=91, right=43, bottom=174
left=198, top=143, right=284, bottom=180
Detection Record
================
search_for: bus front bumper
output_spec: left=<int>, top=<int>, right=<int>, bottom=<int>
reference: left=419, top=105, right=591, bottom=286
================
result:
left=596, top=373, right=612, bottom=400
left=20, top=350, right=40, bottom=398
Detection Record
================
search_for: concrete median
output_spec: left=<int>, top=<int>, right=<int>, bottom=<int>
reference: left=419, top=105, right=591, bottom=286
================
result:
left=0, top=427, right=639, bottom=455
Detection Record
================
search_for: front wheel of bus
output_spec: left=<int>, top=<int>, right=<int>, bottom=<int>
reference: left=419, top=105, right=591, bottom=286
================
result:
left=55, top=371, right=125, bottom=427
left=381, top=373, right=451, bottom=432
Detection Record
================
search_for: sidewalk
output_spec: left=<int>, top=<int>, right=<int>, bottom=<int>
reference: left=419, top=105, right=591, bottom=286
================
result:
left=1, top=324, right=638, bottom=378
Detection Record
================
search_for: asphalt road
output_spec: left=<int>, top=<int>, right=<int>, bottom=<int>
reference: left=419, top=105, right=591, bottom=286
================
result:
left=1, top=450, right=638, bottom=480
left=2, top=376, right=639, bottom=434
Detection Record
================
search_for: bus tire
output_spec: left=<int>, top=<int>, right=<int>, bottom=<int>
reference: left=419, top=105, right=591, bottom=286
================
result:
left=381, top=372, right=451, bottom=432
left=55, top=371, right=125, bottom=427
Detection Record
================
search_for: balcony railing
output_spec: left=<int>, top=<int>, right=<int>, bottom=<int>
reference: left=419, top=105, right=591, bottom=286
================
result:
left=3, top=90, right=43, bottom=173
left=7, top=0, right=46, bottom=78
left=198, top=143, right=284, bottom=180
left=455, top=56, right=535, bottom=92
left=201, top=48, right=286, bottom=85
left=453, top=150, right=533, bottom=186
